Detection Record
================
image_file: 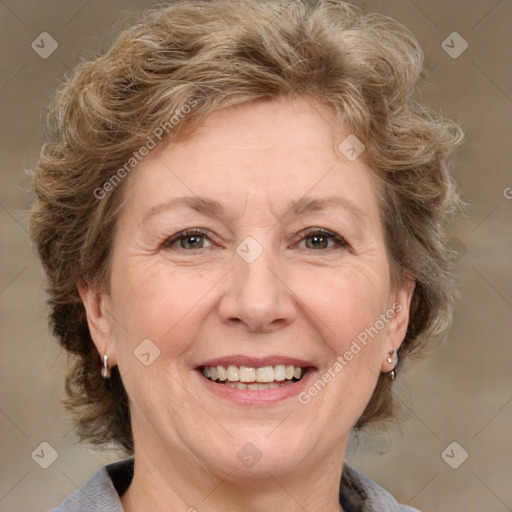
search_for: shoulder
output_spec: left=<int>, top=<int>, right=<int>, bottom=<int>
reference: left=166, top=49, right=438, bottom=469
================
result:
left=340, top=464, right=421, bottom=512
left=49, top=458, right=134, bottom=512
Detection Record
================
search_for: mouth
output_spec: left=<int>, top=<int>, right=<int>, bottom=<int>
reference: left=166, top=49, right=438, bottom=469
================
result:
left=199, top=364, right=308, bottom=390
left=194, top=356, right=316, bottom=405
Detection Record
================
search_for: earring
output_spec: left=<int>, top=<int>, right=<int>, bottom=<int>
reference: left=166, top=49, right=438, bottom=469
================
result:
left=101, top=354, right=111, bottom=379
left=387, top=350, right=397, bottom=380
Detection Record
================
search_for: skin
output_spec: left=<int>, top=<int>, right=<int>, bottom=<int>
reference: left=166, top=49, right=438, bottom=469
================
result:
left=79, top=96, right=414, bottom=512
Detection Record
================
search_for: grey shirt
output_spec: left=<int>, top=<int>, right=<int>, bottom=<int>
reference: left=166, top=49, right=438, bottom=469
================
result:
left=50, top=458, right=420, bottom=512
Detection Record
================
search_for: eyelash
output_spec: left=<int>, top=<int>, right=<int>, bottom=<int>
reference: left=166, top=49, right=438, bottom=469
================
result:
left=162, top=227, right=350, bottom=252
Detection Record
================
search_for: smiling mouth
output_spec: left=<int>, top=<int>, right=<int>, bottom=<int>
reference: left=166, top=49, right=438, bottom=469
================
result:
left=200, top=364, right=308, bottom=390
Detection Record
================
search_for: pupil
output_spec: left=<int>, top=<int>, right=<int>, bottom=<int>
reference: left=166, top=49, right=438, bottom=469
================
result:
left=183, top=235, right=202, bottom=249
left=308, top=235, right=327, bottom=249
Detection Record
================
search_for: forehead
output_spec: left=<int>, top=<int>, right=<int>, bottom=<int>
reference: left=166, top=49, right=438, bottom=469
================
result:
left=120, top=97, right=380, bottom=224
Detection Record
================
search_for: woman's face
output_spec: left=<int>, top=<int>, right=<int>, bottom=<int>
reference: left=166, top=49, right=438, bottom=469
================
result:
left=83, top=97, right=413, bottom=478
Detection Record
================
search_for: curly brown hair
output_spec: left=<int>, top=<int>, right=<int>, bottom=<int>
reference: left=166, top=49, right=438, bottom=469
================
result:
left=29, top=0, right=463, bottom=454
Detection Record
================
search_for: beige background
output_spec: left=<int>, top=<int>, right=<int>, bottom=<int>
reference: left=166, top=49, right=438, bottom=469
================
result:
left=1, top=1, right=511, bottom=511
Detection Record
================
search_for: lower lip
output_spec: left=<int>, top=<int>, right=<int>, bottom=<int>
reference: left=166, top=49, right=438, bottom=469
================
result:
left=196, top=368, right=316, bottom=406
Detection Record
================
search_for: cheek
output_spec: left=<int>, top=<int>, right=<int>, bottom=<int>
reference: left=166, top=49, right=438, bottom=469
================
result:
left=108, top=260, right=213, bottom=364
left=300, top=261, right=390, bottom=348
left=308, top=264, right=391, bottom=404
left=298, top=269, right=388, bottom=416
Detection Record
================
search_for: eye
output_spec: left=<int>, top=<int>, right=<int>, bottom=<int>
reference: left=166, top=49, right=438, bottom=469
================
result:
left=296, top=228, right=350, bottom=251
left=161, top=227, right=350, bottom=252
left=162, top=228, right=213, bottom=250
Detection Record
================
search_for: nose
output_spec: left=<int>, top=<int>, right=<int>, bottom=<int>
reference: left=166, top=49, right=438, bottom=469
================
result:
left=218, top=244, right=297, bottom=333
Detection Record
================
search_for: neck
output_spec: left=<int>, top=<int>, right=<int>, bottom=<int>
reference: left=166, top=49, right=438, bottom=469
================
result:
left=120, top=443, right=347, bottom=512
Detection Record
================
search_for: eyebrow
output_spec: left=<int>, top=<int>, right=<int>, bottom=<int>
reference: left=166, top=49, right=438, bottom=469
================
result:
left=286, top=196, right=367, bottom=224
left=143, top=196, right=224, bottom=224
left=142, top=195, right=367, bottom=225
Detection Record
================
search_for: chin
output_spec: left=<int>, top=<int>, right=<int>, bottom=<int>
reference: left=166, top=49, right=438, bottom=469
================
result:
left=201, top=430, right=315, bottom=479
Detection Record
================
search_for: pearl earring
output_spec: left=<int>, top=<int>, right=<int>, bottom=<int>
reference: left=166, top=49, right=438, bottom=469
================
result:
left=101, top=354, right=111, bottom=379
left=387, top=350, right=397, bottom=381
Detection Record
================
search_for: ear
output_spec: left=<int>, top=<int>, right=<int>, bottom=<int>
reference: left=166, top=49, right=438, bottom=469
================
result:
left=380, top=275, right=415, bottom=373
left=77, top=277, right=117, bottom=367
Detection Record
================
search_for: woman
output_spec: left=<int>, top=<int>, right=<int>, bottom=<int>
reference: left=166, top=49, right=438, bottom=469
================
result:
left=29, top=0, right=463, bottom=510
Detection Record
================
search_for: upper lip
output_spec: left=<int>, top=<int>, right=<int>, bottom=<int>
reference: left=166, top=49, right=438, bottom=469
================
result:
left=196, top=355, right=316, bottom=369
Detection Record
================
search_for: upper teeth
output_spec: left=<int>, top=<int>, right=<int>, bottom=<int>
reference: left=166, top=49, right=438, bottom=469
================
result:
left=202, top=365, right=304, bottom=383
